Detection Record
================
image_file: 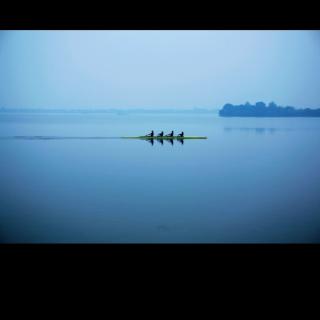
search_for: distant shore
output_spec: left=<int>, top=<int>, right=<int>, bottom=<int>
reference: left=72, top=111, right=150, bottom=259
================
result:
left=0, top=107, right=217, bottom=114
left=219, top=102, right=320, bottom=117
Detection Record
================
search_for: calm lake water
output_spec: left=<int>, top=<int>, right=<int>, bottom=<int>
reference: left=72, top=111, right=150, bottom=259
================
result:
left=1, top=112, right=320, bottom=243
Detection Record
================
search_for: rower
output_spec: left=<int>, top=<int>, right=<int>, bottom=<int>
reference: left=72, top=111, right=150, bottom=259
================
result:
left=178, top=131, right=184, bottom=137
left=146, top=130, right=154, bottom=137
left=157, top=131, right=164, bottom=137
left=165, top=130, right=174, bottom=137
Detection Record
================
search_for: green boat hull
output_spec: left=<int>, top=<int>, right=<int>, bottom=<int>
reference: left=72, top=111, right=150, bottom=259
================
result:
left=121, top=136, right=207, bottom=139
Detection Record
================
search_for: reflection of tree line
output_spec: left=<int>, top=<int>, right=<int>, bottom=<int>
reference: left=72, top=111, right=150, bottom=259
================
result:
left=224, top=127, right=295, bottom=134
left=145, top=138, right=184, bottom=146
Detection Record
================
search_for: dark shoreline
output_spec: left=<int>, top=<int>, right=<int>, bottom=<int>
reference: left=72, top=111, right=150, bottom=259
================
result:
left=219, top=102, right=320, bottom=117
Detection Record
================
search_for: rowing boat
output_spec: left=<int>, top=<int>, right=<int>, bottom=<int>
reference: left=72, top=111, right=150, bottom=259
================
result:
left=121, top=136, right=207, bottom=139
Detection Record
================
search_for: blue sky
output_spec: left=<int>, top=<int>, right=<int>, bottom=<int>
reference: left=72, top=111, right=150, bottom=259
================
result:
left=0, top=30, right=319, bottom=109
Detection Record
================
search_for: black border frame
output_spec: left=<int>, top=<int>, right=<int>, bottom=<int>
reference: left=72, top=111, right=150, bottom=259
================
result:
left=1, top=2, right=320, bottom=30
left=1, top=4, right=320, bottom=275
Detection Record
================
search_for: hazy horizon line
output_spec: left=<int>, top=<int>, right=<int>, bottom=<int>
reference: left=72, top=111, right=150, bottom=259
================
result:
left=0, top=107, right=219, bottom=113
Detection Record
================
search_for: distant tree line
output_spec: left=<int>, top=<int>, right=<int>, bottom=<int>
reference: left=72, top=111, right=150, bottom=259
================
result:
left=219, top=102, right=320, bottom=117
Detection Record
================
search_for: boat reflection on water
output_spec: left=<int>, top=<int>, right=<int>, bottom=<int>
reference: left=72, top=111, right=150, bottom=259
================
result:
left=146, top=138, right=154, bottom=146
left=177, top=138, right=184, bottom=145
left=143, top=138, right=185, bottom=146
left=166, top=139, right=174, bottom=146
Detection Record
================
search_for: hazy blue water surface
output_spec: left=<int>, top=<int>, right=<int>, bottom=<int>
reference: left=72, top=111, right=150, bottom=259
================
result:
left=1, top=112, right=320, bottom=243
